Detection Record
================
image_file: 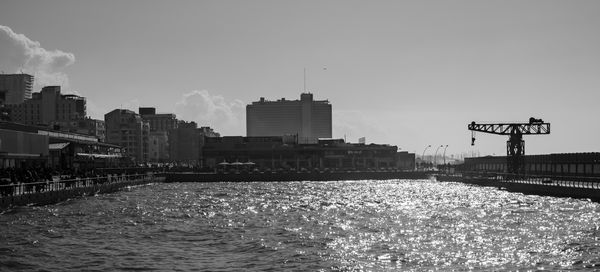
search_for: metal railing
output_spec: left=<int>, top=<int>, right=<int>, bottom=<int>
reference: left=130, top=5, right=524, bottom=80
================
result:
left=0, top=173, right=156, bottom=198
left=441, top=171, right=600, bottom=190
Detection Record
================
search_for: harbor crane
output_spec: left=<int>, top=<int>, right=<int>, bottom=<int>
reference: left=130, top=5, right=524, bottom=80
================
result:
left=468, top=117, right=550, bottom=173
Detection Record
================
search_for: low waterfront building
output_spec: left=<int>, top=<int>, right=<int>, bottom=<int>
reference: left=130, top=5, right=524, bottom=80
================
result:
left=0, top=127, right=49, bottom=168
left=463, top=153, right=600, bottom=176
left=202, top=136, right=415, bottom=171
left=0, top=121, right=125, bottom=169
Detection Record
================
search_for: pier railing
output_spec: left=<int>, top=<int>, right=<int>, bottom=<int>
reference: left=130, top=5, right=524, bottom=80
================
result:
left=0, top=173, right=157, bottom=198
left=442, top=171, right=600, bottom=190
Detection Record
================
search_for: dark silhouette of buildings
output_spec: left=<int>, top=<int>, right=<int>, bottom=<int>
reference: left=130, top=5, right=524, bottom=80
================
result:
left=203, top=136, right=415, bottom=171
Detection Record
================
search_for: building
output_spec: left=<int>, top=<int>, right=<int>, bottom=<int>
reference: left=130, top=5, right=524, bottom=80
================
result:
left=7, top=86, right=86, bottom=127
left=104, top=109, right=149, bottom=163
left=138, top=107, right=178, bottom=162
left=0, top=127, right=49, bottom=168
left=463, top=153, right=600, bottom=176
left=138, top=107, right=178, bottom=132
left=168, top=121, right=220, bottom=165
left=0, top=121, right=124, bottom=170
left=202, top=136, right=415, bottom=171
left=75, top=118, right=106, bottom=142
left=246, top=93, right=332, bottom=144
left=0, top=74, right=34, bottom=105
left=148, top=131, right=169, bottom=162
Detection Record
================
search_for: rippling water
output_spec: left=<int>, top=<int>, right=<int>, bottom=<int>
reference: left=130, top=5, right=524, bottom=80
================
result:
left=2, top=179, right=600, bottom=271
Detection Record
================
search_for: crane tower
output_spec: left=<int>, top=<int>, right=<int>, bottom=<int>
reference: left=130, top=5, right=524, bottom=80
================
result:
left=468, top=117, right=550, bottom=173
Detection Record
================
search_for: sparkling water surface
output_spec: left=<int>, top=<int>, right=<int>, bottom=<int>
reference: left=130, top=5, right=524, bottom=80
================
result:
left=2, top=179, right=600, bottom=271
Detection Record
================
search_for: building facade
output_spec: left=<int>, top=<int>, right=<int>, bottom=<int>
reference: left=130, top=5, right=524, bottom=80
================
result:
left=104, top=109, right=149, bottom=163
left=0, top=74, right=33, bottom=105
left=75, top=118, right=106, bottom=142
left=203, top=136, right=414, bottom=171
left=139, top=107, right=178, bottom=132
left=139, top=107, right=178, bottom=162
left=246, top=93, right=332, bottom=144
left=168, top=121, right=220, bottom=165
left=148, top=131, right=169, bottom=162
left=8, top=86, right=86, bottom=127
left=463, top=153, right=600, bottom=176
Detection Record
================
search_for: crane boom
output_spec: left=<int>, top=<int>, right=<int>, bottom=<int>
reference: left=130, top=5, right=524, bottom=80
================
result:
left=468, top=118, right=550, bottom=173
left=467, top=122, right=550, bottom=135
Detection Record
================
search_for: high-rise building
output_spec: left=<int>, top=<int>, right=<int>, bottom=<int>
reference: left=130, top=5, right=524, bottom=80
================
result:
left=7, top=86, right=86, bottom=127
left=0, top=74, right=33, bottom=105
left=246, top=93, right=332, bottom=144
left=104, top=109, right=149, bottom=163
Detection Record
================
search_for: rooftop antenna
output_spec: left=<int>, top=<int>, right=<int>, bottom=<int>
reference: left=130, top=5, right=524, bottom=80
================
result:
left=303, top=68, right=307, bottom=92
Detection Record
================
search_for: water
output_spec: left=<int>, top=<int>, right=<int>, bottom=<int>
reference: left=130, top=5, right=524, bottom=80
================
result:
left=2, top=179, right=600, bottom=271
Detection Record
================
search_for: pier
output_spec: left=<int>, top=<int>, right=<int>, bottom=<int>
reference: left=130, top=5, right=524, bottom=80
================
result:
left=436, top=171, right=600, bottom=201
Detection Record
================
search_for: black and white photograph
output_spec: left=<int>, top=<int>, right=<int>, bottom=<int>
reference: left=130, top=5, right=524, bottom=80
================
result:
left=1, top=0, right=600, bottom=270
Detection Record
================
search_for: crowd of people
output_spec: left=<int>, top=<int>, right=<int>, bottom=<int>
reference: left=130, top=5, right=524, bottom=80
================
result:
left=0, top=167, right=151, bottom=197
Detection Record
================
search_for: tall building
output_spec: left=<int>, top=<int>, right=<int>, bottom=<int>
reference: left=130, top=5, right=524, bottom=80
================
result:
left=8, top=86, right=86, bottom=127
left=246, top=93, right=332, bottom=144
left=0, top=74, right=33, bottom=105
left=104, top=109, right=149, bottom=163
left=139, top=107, right=178, bottom=162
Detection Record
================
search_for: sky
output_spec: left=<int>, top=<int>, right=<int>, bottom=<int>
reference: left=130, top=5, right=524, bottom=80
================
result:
left=1, top=0, right=600, bottom=157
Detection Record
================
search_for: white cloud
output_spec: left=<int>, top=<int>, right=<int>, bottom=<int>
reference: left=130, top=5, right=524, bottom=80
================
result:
left=0, top=25, right=75, bottom=89
left=174, top=90, right=245, bottom=136
left=333, top=110, right=390, bottom=144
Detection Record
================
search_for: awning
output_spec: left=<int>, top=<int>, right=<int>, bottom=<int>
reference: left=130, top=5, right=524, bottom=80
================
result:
left=49, top=142, right=70, bottom=150
left=76, top=153, right=122, bottom=159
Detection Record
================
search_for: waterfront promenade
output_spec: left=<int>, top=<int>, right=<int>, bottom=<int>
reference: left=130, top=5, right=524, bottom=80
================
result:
left=0, top=172, right=164, bottom=209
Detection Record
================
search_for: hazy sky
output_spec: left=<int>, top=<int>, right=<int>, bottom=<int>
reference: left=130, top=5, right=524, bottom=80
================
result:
left=1, top=0, right=600, bottom=157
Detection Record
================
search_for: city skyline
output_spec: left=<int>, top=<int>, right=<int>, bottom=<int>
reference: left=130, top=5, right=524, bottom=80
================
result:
left=1, top=0, right=600, bottom=156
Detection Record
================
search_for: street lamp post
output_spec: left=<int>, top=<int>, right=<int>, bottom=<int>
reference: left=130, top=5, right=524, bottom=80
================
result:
left=421, top=145, right=431, bottom=169
left=442, top=145, right=449, bottom=165
left=433, top=145, right=443, bottom=169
